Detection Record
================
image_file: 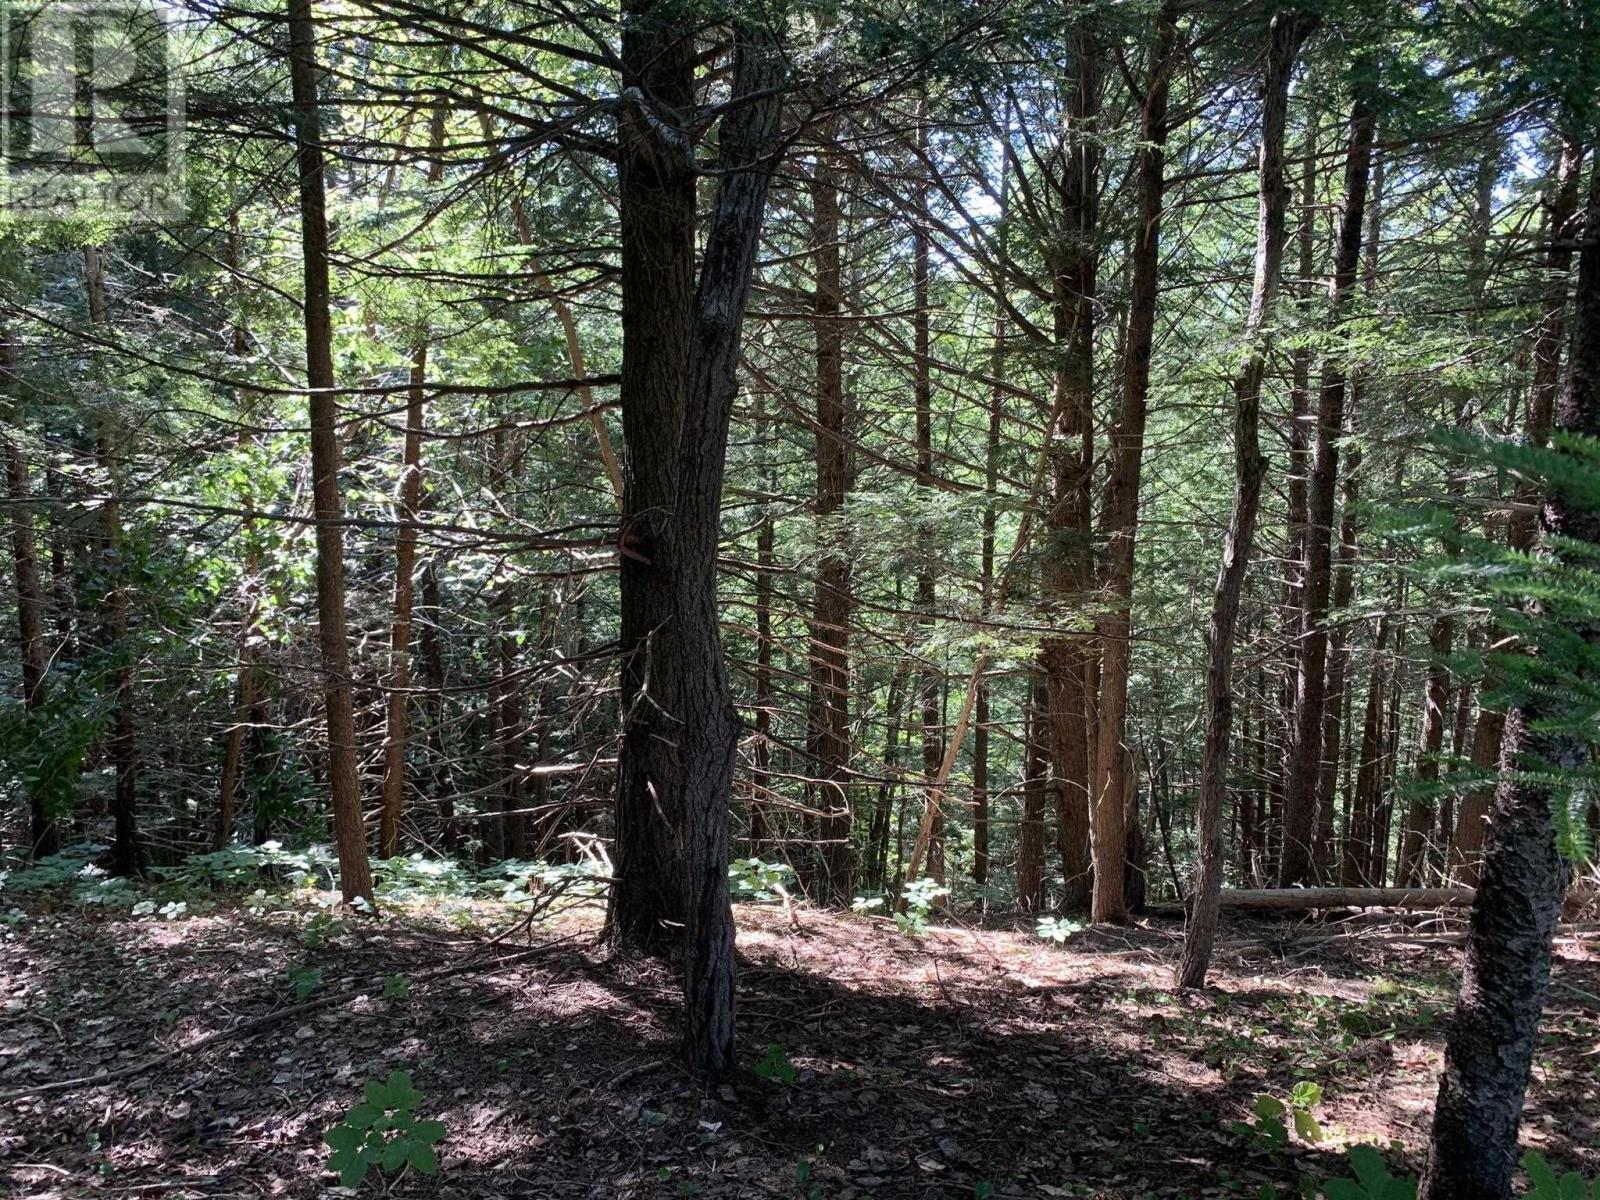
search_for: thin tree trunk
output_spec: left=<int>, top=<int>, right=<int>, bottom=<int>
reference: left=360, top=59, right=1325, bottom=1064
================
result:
left=379, top=343, right=427, bottom=857
left=1342, top=610, right=1390, bottom=885
left=1091, top=4, right=1177, bottom=924
left=1280, top=91, right=1376, bottom=887
left=1018, top=674, right=1049, bottom=913
left=83, top=248, right=142, bottom=879
left=751, top=400, right=775, bottom=857
left=2, top=337, right=58, bottom=859
left=912, top=108, right=945, bottom=890
left=1043, top=25, right=1100, bottom=915
left=287, top=0, right=374, bottom=905
left=1175, top=9, right=1317, bottom=990
left=808, top=132, right=853, bottom=902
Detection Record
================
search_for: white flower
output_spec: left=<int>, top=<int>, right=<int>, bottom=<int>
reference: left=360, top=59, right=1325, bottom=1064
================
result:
left=131, top=900, right=157, bottom=917
left=159, top=901, right=187, bottom=920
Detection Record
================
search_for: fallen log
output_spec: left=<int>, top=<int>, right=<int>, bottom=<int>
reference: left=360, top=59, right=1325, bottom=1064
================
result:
left=1147, top=887, right=1475, bottom=916
left=1218, top=887, right=1475, bottom=910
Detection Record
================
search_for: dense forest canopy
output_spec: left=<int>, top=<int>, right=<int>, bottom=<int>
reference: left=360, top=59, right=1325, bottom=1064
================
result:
left=2, top=0, right=1600, bottom=1196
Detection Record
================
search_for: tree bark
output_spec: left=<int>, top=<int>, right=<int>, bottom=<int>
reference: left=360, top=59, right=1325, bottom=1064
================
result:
left=1091, top=4, right=1178, bottom=925
left=912, top=108, right=945, bottom=891
left=379, top=344, right=428, bottom=857
left=1175, top=9, right=1317, bottom=990
left=606, top=8, right=787, bottom=1076
left=287, top=0, right=374, bottom=906
left=1422, top=160, right=1600, bottom=1200
left=808, top=133, right=853, bottom=902
left=2, top=336, right=58, bottom=859
left=1453, top=139, right=1586, bottom=885
left=1280, top=90, right=1376, bottom=887
left=83, top=247, right=142, bottom=879
left=1018, top=675, right=1049, bottom=912
left=1043, top=25, right=1100, bottom=916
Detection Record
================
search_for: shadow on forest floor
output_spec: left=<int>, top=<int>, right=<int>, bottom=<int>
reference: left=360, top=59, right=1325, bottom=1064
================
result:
left=1, top=900, right=1596, bottom=1198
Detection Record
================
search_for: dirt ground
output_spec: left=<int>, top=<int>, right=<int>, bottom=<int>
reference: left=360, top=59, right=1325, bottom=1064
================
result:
left=1, top=899, right=1596, bottom=1199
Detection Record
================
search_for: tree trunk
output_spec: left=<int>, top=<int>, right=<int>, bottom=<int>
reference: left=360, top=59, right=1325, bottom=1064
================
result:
left=1091, top=5, right=1177, bottom=925
left=606, top=7, right=787, bottom=1076
left=83, top=247, right=143, bottom=879
left=1175, top=9, right=1317, bottom=990
left=1018, top=674, right=1049, bottom=913
left=2, top=337, right=58, bottom=859
left=1453, top=139, right=1586, bottom=885
left=287, top=0, right=374, bottom=906
left=751, top=400, right=775, bottom=856
left=808, top=134, right=853, bottom=902
left=1043, top=26, right=1100, bottom=916
left=1342, top=610, right=1390, bottom=885
left=1280, top=91, right=1376, bottom=887
left=379, top=343, right=427, bottom=857
left=912, top=111, right=945, bottom=891
left=1422, top=162, right=1600, bottom=1198
left=1398, top=613, right=1453, bottom=885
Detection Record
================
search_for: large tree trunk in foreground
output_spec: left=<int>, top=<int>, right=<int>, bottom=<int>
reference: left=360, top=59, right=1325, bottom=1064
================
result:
left=1420, top=156, right=1600, bottom=1200
left=1091, top=5, right=1177, bottom=925
left=1280, top=90, right=1376, bottom=887
left=1175, top=9, right=1317, bottom=990
left=606, top=7, right=786, bottom=1076
left=288, top=0, right=374, bottom=905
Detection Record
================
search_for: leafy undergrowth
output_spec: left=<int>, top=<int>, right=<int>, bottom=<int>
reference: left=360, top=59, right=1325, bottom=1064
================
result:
left=1, top=894, right=1596, bottom=1199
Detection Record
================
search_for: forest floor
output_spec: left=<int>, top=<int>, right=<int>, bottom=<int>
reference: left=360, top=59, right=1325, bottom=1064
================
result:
left=1, top=895, right=1597, bottom=1200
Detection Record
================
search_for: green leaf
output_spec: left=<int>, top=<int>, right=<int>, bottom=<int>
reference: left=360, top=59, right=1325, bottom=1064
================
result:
left=328, top=1147, right=367, bottom=1189
left=1558, top=1174, right=1588, bottom=1200
left=1292, top=1109, right=1323, bottom=1144
left=794, top=1159, right=812, bottom=1184
left=1523, top=1152, right=1560, bottom=1195
left=1253, top=1095, right=1286, bottom=1120
left=363, top=1079, right=390, bottom=1109
left=345, top=1104, right=381, bottom=1129
left=407, top=1141, right=439, bottom=1174
left=380, top=1140, right=408, bottom=1172
left=1349, top=1145, right=1390, bottom=1191
left=325, top=1124, right=361, bottom=1152
left=1290, top=1080, right=1323, bottom=1109
left=412, top=1119, right=447, bottom=1144
left=1322, top=1181, right=1366, bottom=1200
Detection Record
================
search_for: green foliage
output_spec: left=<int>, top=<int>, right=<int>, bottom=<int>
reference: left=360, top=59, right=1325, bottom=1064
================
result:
left=1034, top=916, right=1085, bottom=944
left=1524, top=1151, right=1599, bottom=1200
left=381, top=974, right=410, bottom=1000
left=753, top=1043, right=798, bottom=1085
left=1320, top=1145, right=1416, bottom=1200
left=878, top=877, right=948, bottom=936
left=301, top=911, right=346, bottom=948
left=323, top=1070, right=445, bottom=1189
left=728, top=858, right=797, bottom=903
left=286, top=964, right=321, bottom=1001
left=1231, top=1085, right=1323, bottom=1151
